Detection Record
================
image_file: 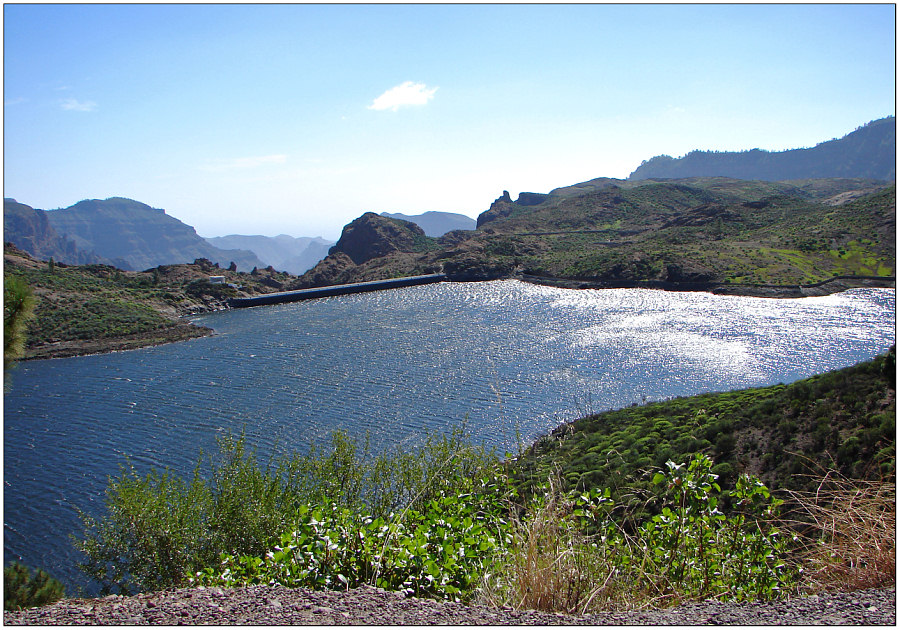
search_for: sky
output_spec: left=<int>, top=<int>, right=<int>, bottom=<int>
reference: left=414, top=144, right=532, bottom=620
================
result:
left=3, top=3, right=895, bottom=240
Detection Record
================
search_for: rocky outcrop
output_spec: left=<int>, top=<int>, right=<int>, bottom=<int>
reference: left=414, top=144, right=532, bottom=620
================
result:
left=661, top=203, right=742, bottom=229
left=515, top=192, right=549, bottom=206
left=327, top=212, right=428, bottom=265
left=295, top=251, right=358, bottom=287
left=475, top=191, right=516, bottom=228
left=664, top=262, right=717, bottom=283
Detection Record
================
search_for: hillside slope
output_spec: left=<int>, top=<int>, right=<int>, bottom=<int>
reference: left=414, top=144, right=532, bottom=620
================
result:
left=293, top=178, right=895, bottom=293
left=514, top=349, right=895, bottom=504
left=2, top=244, right=301, bottom=359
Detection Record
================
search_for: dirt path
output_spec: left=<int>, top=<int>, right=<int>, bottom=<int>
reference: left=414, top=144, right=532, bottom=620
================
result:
left=5, top=585, right=895, bottom=625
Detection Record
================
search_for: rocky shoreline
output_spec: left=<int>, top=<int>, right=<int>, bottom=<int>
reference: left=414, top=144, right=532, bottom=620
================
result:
left=4, top=584, right=895, bottom=625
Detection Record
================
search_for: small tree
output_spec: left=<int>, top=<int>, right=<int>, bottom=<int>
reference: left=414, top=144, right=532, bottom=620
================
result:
left=4, top=562, right=65, bottom=610
left=4, top=274, right=36, bottom=373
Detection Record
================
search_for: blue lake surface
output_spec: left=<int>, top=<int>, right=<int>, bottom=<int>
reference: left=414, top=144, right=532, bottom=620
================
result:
left=3, top=280, right=895, bottom=594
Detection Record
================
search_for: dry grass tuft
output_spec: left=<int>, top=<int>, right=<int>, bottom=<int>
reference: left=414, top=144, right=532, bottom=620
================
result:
left=479, top=463, right=894, bottom=616
left=478, top=475, right=603, bottom=614
left=781, top=470, right=895, bottom=593
left=476, top=473, right=656, bottom=615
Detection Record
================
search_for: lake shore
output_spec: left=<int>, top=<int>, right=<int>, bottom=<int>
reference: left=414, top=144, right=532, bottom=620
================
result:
left=23, top=321, right=214, bottom=361
left=20, top=275, right=895, bottom=361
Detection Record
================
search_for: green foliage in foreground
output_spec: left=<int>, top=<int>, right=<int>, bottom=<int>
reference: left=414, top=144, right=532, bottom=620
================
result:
left=74, top=428, right=499, bottom=595
left=4, top=562, right=65, bottom=611
left=191, top=453, right=794, bottom=608
left=191, top=481, right=512, bottom=600
left=76, top=422, right=795, bottom=609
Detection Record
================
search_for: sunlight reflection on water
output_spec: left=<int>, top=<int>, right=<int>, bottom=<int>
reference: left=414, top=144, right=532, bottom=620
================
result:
left=3, top=280, right=895, bottom=595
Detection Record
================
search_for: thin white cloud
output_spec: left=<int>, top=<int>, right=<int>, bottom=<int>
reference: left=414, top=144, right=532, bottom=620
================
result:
left=60, top=98, right=97, bottom=112
left=4, top=97, right=27, bottom=107
left=368, top=81, right=438, bottom=112
left=199, top=154, right=288, bottom=172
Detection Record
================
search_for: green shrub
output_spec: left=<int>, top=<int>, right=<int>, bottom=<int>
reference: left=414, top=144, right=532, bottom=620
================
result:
left=4, top=563, right=65, bottom=611
left=635, top=455, right=795, bottom=602
left=74, top=427, right=501, bottom=595
left=191, top=453, right=795, bottom=611
left=191, top=477, right=513, bottom=602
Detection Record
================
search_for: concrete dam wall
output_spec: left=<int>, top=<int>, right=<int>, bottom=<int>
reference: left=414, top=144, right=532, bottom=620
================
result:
left=228, top=274, right=447, bottom=308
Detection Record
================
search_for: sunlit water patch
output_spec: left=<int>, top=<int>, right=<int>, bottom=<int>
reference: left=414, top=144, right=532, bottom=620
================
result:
left=4, top=280, right=894, bottom=594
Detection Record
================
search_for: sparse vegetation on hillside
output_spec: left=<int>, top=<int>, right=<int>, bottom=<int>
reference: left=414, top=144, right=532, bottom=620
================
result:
left=514, top=349, right=896, bottom=512
left=297, top=178, right=895, bottom=290
left=2, top=245, right=302, bottom=359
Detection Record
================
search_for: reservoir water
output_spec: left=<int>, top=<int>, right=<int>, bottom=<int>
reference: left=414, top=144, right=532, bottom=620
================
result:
left=4, top=280, right=895, bottom=594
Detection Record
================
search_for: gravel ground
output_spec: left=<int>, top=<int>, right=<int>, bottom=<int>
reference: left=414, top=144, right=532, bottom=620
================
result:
left=4, top=585, right=895, bottom=625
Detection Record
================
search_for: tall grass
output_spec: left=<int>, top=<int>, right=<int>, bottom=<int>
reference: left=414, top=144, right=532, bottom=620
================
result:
left=781, top=471, right=895, bottom=593
left=479, top=455, right=797, bottom=613
left=481, top=473, right=606, bottom=613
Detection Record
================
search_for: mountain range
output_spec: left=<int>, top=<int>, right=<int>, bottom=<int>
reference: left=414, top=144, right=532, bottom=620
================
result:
left=629, top=116, right=895, bottom=181
left=4, top=198, right=266, bottom=272
left=3, top=117, right=894, bottom=283
left=204, top=234, right=334, bottom=275
left=3, top=198, right=335, bottom=274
